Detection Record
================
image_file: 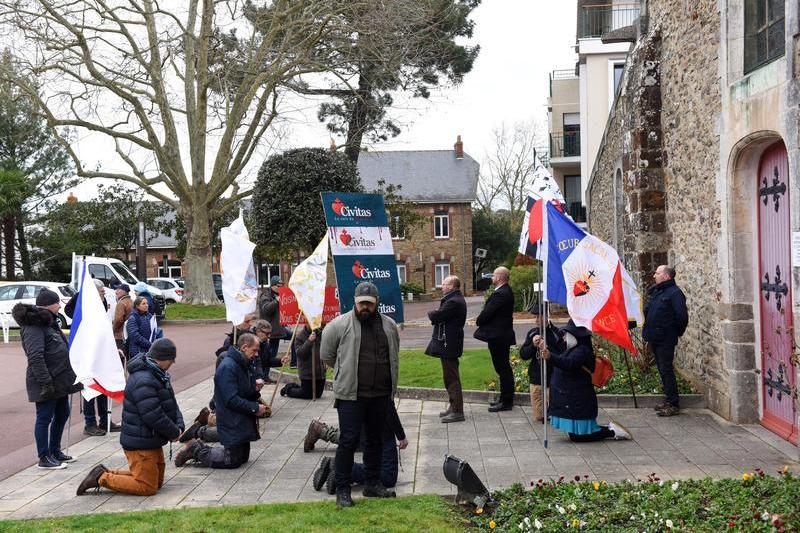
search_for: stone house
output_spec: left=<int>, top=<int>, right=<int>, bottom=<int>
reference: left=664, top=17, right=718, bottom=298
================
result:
left=586, top=0, right=799, bottom=443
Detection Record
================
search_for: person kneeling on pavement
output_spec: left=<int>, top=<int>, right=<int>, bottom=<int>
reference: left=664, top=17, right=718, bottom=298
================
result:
left=305, top=401, right=408, bottom=495
left=281, top=324, right=326, bottom=399
left=532, top=320, right=632, bottom=443
left=76, top=338, right=184, bottom=496
left=174, top=333, right=267, bottom=469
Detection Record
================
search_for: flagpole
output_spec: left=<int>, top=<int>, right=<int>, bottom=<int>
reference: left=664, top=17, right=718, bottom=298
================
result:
left=65, top=392, right=74, bottom=456
left=107, top=397, right=112, bottom=435
left=269, top=316, right=302, bottom=408
left=621, top=347, right=638, bottom=408
left=311, top=334, right=317, bottom=401
left=542, top=301, right=548, bottom=450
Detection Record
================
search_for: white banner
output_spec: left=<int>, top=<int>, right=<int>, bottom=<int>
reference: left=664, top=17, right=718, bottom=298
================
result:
left=327, top=226, right=395, bottom=256
left=220, top=213, right=258, bottom=326
left=288, top=235, right=329, bottom=330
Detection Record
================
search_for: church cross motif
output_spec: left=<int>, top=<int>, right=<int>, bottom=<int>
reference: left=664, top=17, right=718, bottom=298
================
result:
left=759, top=166, right=786, bottom=213
left=761, top=265, right=789, bottom=312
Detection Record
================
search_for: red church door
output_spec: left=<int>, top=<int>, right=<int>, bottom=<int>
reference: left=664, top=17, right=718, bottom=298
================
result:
left=757, top=140, right=797, bottom=443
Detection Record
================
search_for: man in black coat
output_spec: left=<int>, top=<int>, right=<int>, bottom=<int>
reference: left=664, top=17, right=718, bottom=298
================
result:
left=425, top=275, right=467, bottom=423
left=474, top=266, right=517, bottom=412
left=14, top=289, right=80, bottom=470
left=174, top=333, right=267, bottom=469
left=76, top=338, right=184, bottom=496
left=643, top=265, right=689, bottom=417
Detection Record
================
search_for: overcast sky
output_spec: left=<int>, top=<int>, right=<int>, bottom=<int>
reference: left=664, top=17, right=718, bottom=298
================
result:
left=69, top=1, right=578, bottom=200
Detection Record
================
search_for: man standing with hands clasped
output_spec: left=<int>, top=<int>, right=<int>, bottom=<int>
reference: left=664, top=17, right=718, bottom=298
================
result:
left=321, top=281, right=400, bottom=508
left=474, top=266, right=516, bottom=412
left=425, top=275, right=467, bottom=423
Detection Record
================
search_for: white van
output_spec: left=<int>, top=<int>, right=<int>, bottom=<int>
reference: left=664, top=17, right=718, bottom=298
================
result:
left=71, top=254, right=166, bottom=318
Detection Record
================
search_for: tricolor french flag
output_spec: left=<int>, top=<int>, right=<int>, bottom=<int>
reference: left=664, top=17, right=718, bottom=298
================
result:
left=541, top=202, right=643, bottom=353
left=68, top=261, right=126, bottom=402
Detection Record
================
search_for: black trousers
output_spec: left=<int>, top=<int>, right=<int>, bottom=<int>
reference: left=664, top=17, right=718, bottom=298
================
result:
left=196, top=442, right=250, bottom=469
left=488, top=341, right=514, bottom=405
left=283, top=379, right=326, bottom=399
left=441, top=358, right=463, bottom=413
left=334, top=396, right=389, bottom=492
left=652, top=343, right=680, bottom=407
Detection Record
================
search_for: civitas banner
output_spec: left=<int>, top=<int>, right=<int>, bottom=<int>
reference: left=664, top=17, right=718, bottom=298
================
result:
left=321, top=192, right=404, bottom=324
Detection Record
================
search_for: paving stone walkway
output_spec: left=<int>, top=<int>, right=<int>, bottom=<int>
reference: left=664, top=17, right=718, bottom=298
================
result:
left=0, top=377, right=797, bottom=521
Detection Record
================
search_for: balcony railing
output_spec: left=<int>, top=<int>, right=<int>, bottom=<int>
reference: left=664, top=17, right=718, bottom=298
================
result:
left=534, top=148, right=550, bottom=168
left=579, top=4, right=640, bottom=39
left=566, top=202, right=587, bottom=223
left=550, top=131, right=581, bottom=159
left=549, top=68, right=578, bottom=97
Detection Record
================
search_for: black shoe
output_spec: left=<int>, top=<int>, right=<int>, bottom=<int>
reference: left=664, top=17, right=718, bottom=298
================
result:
left=280, top=385, right=288, bottom=397
left=174, top=438, right=204, bottom=467
left=336, top=489, right=354, bottom=508
left=313, top=457, right=332, bottom=491
left=38, top=455, right=67, bottom=470
left=440, top=412, right=465, bottom=423
left=108, top=421, right=122, bottom=433
left=178, top=421, right=202, bottom=443
left=83, top=426, right=106, bottom=437
left=325, top=469, right=336, bottom=495
left=488, top=403, right=513, bottom=413
left=53, top=451, right=76, bottom=463
left=657, top=405, right=680, bottom=417
left=439, top=407, right=452, bottom=417
left=76, top=464, right=107, bottom=495
left=363, top=483, right=396, bottom=498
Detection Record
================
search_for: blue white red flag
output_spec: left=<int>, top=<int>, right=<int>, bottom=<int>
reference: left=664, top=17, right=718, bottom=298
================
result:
left=518, top=154, right=566, bottom=258
left=68, top=261, right=126, bottom=401
left=541, top=202, right=642, bottom=353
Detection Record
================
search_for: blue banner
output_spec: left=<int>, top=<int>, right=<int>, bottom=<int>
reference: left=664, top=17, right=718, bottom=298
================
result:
left=322, top=192, right=403, bottom=323
left=321, top=192, right=389, bottom=227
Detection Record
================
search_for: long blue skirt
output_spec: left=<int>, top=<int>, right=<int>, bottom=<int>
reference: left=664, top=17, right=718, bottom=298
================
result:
left=550, top=416, right=601, bottom=435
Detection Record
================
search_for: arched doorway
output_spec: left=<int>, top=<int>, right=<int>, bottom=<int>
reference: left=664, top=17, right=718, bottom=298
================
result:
left=756, top=140, right=797, bottom=443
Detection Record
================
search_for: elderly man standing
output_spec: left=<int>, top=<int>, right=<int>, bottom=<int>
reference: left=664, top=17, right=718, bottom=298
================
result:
left=643, top=265, right=688, bottom=417
left=425, top=275, right=467, bottom=423
left=321, top=281, right=400, bottom=508
left=475, top=266, right=516, bottom=412
left=112, top=283, right=133, bottom=355
left=174, top=333, right=266, bottom=469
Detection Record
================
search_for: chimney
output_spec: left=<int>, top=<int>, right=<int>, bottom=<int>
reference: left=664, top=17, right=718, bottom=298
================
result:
left=66, top=192, right=77, bottom=204
left=454, top=135, right=463, bottom=159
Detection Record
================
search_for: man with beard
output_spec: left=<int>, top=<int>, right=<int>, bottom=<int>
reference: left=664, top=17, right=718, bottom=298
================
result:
left=320, top=281, right=400, bottom=508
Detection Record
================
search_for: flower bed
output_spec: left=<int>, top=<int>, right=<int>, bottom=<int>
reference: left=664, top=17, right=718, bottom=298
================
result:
left=470, top=469, right=799, bottom=531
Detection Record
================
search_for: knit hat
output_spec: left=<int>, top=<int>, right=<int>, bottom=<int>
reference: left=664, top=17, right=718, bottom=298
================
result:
left=147, top=338, right=177, bottom=360
left=133, top=282, right=148, bottom=293
left=354, top=281, right=379, bottom=304
left=270, top=275, right=283, bottom=286
left=35, top=289, right=60, bottom=307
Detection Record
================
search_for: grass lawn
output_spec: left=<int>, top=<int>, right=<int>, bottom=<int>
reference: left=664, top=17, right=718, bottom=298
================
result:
left=164, top=303, right=226, bottom=320
left=1, top=495, right=465, bottom=533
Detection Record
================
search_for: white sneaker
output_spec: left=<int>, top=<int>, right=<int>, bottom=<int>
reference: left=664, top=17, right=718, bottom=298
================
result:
left=608, top=420, right=632, bottom=440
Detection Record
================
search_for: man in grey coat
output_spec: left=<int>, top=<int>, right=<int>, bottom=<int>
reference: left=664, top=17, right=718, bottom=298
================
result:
left=320, top=281, right=400, bottom=508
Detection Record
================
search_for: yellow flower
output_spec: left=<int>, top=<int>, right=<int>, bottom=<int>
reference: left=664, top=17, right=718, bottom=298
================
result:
left=593, top=482, right=600, bottom=491
left=571, top=518, right=580, bottom=528
left=742, top=473, right=751, bottom=481
left=476, top=507, right=484, bottom=515
left=489, top=520, right=497, bottom=529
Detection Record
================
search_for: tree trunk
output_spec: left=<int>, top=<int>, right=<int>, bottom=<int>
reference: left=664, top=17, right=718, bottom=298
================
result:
left=344, top=76, right=374, bottom=164
left=16, top=216, right=32, bottom=279
left=3, top=216, right=14, bottom=280
left=181, top=204, right=221, bottom=305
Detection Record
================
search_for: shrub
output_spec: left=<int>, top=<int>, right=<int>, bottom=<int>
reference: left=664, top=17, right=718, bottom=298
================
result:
left=399, top=282, right=424, bottom=295
left=509, top=265, right=541, bottom=312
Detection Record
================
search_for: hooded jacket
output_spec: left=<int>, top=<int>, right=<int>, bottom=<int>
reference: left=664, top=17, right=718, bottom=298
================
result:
left=120, top=354, right=184, bottom=450
left=13, top=303, right=78, bottom=403
left=214, top=346, right=261, bottom=446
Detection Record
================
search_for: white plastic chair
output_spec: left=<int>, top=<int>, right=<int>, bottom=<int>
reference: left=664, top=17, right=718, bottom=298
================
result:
left=0, top=312, right=9, bottom=344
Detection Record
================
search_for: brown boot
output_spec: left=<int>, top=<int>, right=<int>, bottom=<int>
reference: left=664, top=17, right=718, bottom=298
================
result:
left=195, top=407, right=210, bottom=426
left=530, top=385, right=543, bottom=422
left=207, top=412, right=217, bottom=427
left=304, top=420, right=326, bottom=453
left=174, top=438, right=204, bottom=467
left=76, top=464, right=108, bottom=495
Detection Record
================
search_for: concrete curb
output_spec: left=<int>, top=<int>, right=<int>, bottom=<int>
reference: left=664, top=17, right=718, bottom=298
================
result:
left=266, top=370, right=706, bottom=408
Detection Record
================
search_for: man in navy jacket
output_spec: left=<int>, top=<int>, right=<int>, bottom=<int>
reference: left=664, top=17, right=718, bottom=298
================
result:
left=643, top=265, right=689, bottom=417
left=174, top=333, right=267, bottom=468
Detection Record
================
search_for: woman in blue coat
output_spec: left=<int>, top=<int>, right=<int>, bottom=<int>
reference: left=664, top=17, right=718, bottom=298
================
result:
left=534, top=320, right=632, bottom=442
left=126, top=296, right=155, bottom=358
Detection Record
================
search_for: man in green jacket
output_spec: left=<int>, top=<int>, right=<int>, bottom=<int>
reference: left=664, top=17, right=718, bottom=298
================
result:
left=320, top=281, right=400, bottom=508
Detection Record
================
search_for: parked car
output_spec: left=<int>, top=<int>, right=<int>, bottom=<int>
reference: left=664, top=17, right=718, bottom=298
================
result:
left=148, top=277, right=184, bottom=304
left=0, top=281, right=76, bottom=329
left=476, top=272, right=494, bottom=291
left=212, top=273, right=223, bottom=301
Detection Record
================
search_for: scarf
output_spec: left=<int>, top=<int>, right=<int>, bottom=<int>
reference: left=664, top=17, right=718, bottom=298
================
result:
left=144, top=356, right=172, bottom=386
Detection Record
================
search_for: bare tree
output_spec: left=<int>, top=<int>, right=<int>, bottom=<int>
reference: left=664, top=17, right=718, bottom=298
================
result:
left=0, top=0, right=361, bottom=303
left=475, top=121, right=545, bottom=225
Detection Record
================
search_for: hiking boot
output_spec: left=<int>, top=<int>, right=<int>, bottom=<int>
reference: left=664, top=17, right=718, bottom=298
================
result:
left=195, top=407, right=210, bottom=426
left=336, top=488, right=354, bottom=508
left=657, top=405, right=680, bottom=417
left=304, top=420, right=326, bottom=452
left=363, top=483, right=396, bottom=498
left=53, top=450, right=76, bottom=463
left=439, top=407, right=452, bottom=417
left=178, top=421, right=203, bottom=443
left=76, top=464, right=107, bottom=495
left=313, top=457, right=332, bottom=491
left=653, top=402, right=670, bottom=412
left=174, top=439, right=203, bottom=467
left=608, top=420, right=633, bottom=440
left=83, top=426, right=106, bottom=437
left=38, top=455, right=67, bottom=470
left=440, top=412, right=465, bottom=423
left=325, top=469, right=336, bottom=495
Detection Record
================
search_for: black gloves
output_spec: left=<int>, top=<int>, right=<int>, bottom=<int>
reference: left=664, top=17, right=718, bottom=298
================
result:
left=39, top=382, right=56, bottom=401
